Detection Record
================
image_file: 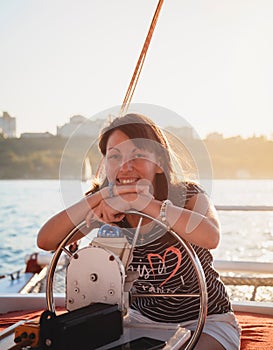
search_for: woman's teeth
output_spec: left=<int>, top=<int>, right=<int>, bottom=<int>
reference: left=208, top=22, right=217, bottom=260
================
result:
left=119, top=179, right=136, bottom=184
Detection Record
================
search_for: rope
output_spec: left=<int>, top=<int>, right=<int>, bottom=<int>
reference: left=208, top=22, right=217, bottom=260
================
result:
left=119, top=0, right=165, bottom=116
left=221, top=276, right=273, bottom=287
left=221, top=275, right=273, bottom=301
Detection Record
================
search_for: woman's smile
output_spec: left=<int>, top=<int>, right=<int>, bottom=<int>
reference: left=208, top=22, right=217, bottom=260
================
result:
left=117, top=178, right=139, bottom=185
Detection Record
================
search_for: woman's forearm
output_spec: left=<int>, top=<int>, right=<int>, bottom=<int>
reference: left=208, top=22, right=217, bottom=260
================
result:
left=37, top=190, right=104, bottom=251
left=141, top=196, right=220, bottom=250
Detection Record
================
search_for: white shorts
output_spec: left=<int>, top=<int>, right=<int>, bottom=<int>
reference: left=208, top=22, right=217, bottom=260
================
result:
left=128, top=309, right=241, bottom=350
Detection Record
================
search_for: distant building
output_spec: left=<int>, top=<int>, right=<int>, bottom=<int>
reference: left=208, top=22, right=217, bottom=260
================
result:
left=20, top=132, right=53, bottom=138
left=206, top=132, right=224, bottom=141
left=166, top=125, right=195, bottom=140
left=0, top=111, right=16, bottom=138
left=57, top=115, right=106, bottom=138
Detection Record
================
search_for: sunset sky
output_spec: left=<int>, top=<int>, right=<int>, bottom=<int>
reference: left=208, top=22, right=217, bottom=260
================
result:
left=1, top=0, right=273, bottom=139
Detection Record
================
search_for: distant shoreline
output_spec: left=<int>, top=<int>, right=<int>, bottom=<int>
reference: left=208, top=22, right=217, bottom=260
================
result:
left=0, top=135, right=272, bottom=180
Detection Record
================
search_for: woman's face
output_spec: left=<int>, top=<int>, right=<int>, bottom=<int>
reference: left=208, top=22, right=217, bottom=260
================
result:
left=105, top=130, right=163, bottom=187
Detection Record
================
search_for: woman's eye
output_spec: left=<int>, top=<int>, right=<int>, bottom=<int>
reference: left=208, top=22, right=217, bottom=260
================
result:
left=133, top=153, right=146, bottom=159
left=107, top=154, right=120, bottom=160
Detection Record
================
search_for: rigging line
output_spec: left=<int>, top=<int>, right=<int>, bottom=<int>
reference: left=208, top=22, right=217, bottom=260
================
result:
left=119, top=0, right=165, bottom=116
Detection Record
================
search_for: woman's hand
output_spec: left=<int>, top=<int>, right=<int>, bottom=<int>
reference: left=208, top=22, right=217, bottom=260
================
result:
left=85, top=181, right=154, bottom=226
left=87, top=197, right=127, bottom=225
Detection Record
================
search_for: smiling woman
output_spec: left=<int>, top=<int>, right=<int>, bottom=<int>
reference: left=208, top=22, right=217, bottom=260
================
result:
left=97, top=113, right=171, bottom=201
left=104, top=130, right=163, bottom=188
left=37, top=112, right=241, bottom=350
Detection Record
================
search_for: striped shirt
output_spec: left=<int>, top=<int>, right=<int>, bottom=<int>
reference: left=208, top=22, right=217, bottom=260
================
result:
left=121, top=182, right=232, bottom=323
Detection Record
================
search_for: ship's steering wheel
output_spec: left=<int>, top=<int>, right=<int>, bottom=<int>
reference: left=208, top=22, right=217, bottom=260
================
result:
left=45, top=210, right=208, bottom=350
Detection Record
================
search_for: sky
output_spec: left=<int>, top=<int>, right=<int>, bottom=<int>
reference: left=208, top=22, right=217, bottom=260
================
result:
left=1, top=0, right=273, bottom=139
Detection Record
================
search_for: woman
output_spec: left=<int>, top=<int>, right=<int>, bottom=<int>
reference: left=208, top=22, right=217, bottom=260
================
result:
left=37, top=113, right=241, bottom=349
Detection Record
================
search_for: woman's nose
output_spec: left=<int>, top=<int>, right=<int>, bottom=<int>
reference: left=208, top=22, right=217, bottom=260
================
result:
left=120, top=158, right=133, bottom=171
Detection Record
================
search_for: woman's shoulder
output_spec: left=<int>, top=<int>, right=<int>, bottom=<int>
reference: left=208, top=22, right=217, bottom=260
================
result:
left=169, top=181, right=205, bottom=207
left=185, top=181, right=205, bottom=195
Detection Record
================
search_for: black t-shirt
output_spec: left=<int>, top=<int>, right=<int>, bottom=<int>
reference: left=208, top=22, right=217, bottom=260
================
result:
left=121, top=182, right=232, bottom=323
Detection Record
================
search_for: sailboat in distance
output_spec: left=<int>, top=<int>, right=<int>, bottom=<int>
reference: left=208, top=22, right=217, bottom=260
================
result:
left=82, top=156, right=93, bottom=182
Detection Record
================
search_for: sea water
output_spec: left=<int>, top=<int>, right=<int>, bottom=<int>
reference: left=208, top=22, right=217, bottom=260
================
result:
left=0, top=179, right=272, bottom=276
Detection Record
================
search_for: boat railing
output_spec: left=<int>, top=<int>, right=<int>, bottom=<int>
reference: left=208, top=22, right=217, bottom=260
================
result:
left=214, top=204, right=273, bottom=301
left=215, top=205, right=273, bottom=211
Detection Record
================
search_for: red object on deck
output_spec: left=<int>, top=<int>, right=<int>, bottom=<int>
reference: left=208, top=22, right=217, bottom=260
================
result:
left=1, top=310, right=273, bottom=349
left=25, top=253, right=42, bottom=274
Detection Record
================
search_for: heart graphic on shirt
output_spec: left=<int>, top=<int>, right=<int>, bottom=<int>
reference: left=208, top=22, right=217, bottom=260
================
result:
left=147, top=246, right=182, bottom=287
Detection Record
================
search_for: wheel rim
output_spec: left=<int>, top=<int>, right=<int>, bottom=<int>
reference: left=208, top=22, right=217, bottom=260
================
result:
left=46, top=210, right=207, bottom=350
